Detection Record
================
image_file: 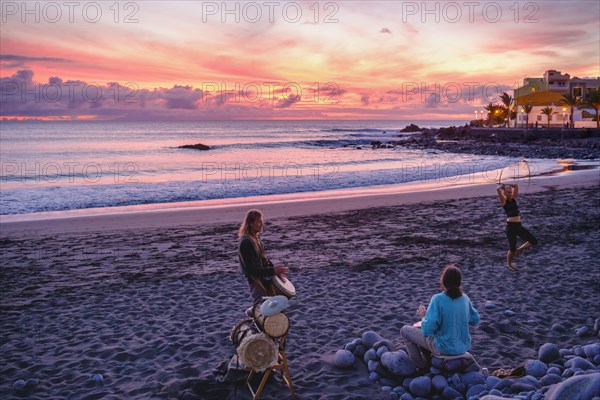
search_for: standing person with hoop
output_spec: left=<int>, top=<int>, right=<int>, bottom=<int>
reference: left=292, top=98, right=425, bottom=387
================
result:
left=238, top=209, right=289, bottom=307
left=496, top=183, right=538, bottom=271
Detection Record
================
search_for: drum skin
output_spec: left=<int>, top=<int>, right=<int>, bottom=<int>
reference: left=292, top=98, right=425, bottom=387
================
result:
left=271, top=275, right=296, bottom=298
left=230, top=318, right=278, bottom=371
left=254, top=310, right=289, bottom=338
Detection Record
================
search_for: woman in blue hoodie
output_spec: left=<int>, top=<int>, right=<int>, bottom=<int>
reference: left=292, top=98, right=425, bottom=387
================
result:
left=400, top=264, right=480, bottom=370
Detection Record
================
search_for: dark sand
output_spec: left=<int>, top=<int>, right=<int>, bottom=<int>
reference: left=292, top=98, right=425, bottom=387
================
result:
left=1, top=185, right=599, bottom=399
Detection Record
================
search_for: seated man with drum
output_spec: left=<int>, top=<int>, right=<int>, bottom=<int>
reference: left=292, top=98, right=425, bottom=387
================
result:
left=238, top=209, right=289, bottom=307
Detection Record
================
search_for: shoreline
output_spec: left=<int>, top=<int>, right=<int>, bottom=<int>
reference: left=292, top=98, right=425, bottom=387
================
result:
left=1, top=162, right=598, bottom=238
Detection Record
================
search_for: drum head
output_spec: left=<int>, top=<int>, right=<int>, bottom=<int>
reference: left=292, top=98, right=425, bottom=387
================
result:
left=237, top=332, right=277, bottom=372
left=274, top=276, right=296, bottom=297
left=261, top=312, right=289, bottom=338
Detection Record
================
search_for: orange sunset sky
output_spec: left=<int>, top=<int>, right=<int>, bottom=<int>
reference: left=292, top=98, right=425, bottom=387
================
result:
left=1, top=0, right=599, bottom=120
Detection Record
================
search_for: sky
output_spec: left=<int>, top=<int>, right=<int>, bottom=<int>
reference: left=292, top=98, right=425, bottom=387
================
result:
left=1, top=0, right=599, bottom=120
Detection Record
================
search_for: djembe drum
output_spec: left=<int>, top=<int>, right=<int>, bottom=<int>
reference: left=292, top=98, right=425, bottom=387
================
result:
left=229, top=318, right=278, bottom=372
left=271, top=275, right=296, bottom=299
left=253, top=306, right=289, bottom=338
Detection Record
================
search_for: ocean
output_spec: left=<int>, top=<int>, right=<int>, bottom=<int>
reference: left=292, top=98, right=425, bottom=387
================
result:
left=0, top=120, right=519, bottom=216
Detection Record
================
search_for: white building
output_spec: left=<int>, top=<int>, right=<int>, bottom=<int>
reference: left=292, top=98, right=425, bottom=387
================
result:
left=514, top=70, right=600, bottom=128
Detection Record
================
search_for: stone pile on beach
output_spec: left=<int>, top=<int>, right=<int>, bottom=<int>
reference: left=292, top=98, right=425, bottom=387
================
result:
left=335, top=331, right=600, bottom=400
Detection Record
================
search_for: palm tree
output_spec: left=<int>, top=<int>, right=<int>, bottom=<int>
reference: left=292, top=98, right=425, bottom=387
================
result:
left=582, top=87, right=600, bottom=128
left=540, top=106, right=555, bottom=128
left=499, top=92, right=514, bottom=127
left=522, top=104, right=533, bottom=129
left=484, top=102, right=505, bottom=126
left=560, top=93, right=580, bottom=128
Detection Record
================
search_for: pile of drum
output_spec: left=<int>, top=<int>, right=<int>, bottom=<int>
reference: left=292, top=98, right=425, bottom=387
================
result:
left=230, top=277, right=296, bottom=372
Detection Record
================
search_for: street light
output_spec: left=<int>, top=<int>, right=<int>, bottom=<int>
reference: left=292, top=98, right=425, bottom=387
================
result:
left=562, top=107, right=567, bottom=128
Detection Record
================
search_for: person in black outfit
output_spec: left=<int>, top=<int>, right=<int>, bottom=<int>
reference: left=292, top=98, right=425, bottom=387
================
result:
left=238, top=209, right=288, bottom=306
left=496, top=183, right=538, bottom=271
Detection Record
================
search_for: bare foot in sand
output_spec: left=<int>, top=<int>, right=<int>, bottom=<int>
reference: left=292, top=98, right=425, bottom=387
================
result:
left=507, top=250, right=517, bottom=271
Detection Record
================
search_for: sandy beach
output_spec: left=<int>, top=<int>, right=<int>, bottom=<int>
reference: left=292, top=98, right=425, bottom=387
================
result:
left=1, top=169, right=599, bottom=399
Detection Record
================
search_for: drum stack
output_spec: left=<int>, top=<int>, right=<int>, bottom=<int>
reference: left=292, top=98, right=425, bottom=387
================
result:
left=230, top=281, right=296, bottom=400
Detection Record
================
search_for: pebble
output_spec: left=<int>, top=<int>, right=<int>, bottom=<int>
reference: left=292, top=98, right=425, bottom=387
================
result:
left=381, top=350, right=417, bottom=377
left=334, top=349, right=355, bottom=369
left=25, top=378, right=38, bottom=387
left=13, top=380, right=26, bottom=390
left=577, top=326, right=591, bottom=337
left=362, top=331, right=383, bottom=348
left=484, top=301, right=496, bottom=310
left=524, top=359, right=548, bottom=378
left=408, top=376, right=431, bottom=397
left=337, top=332, right=600, bottom=400
left=538, top=343, right=560, bottom=363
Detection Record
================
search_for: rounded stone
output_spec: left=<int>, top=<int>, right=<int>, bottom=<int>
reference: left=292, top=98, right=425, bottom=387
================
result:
left=393, top=385, right=405, bottom=393
left=510, top=381, right=536, bottom=393
left=562, top=368, right=575, bottom=378
left=565, top=356, right=596, bottom=371
left=368, top=360, right=379, bottom=372
left=577, top=326, right=591, bottom=337
left=560, top=348, right=574, bottom=357
left=364, top=348, right=378, bottom=363
left=432, top=374, right=447, bottom=393
left=461, top=371, right=485, bottom=386
left=552, top=323, right=566, bottom=332
left=377, top=346, right=389, bottom=358
left=524, top=359, right=548, bottom=378
left=25, top=378, right=38, bottom=387
left=539, top=373, right=562, bottom=387
left=484, top=300, right=496, bottom=310
left=538, top=343, right=561, bottom=363
left=583, top=344, right=600, bottom=358
left=344, top=342, right=357, bottom=353
left=13, top=380, right=26, bottom=390
left=466, top=383, right=486, bottom=398
left=546, top=373, right=600, bottom=400
left=442, top=386, right=462, bottom=399
left=409, top=376, right=431, bottom=397
left=486, top=375, right=501, bottom=389
left=373, top=339, right=395, bottom=350
left=334, top=350, right=355, bottom=369
left=362, top=331, right=384, bottom=348
left=381, top=350, right=417, bottom=377
left=547, top=367, right=562, bottom=375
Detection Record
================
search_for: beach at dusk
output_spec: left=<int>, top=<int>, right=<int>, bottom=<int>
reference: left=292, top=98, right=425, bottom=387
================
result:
left=1, top=1, right=600, bottom=399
